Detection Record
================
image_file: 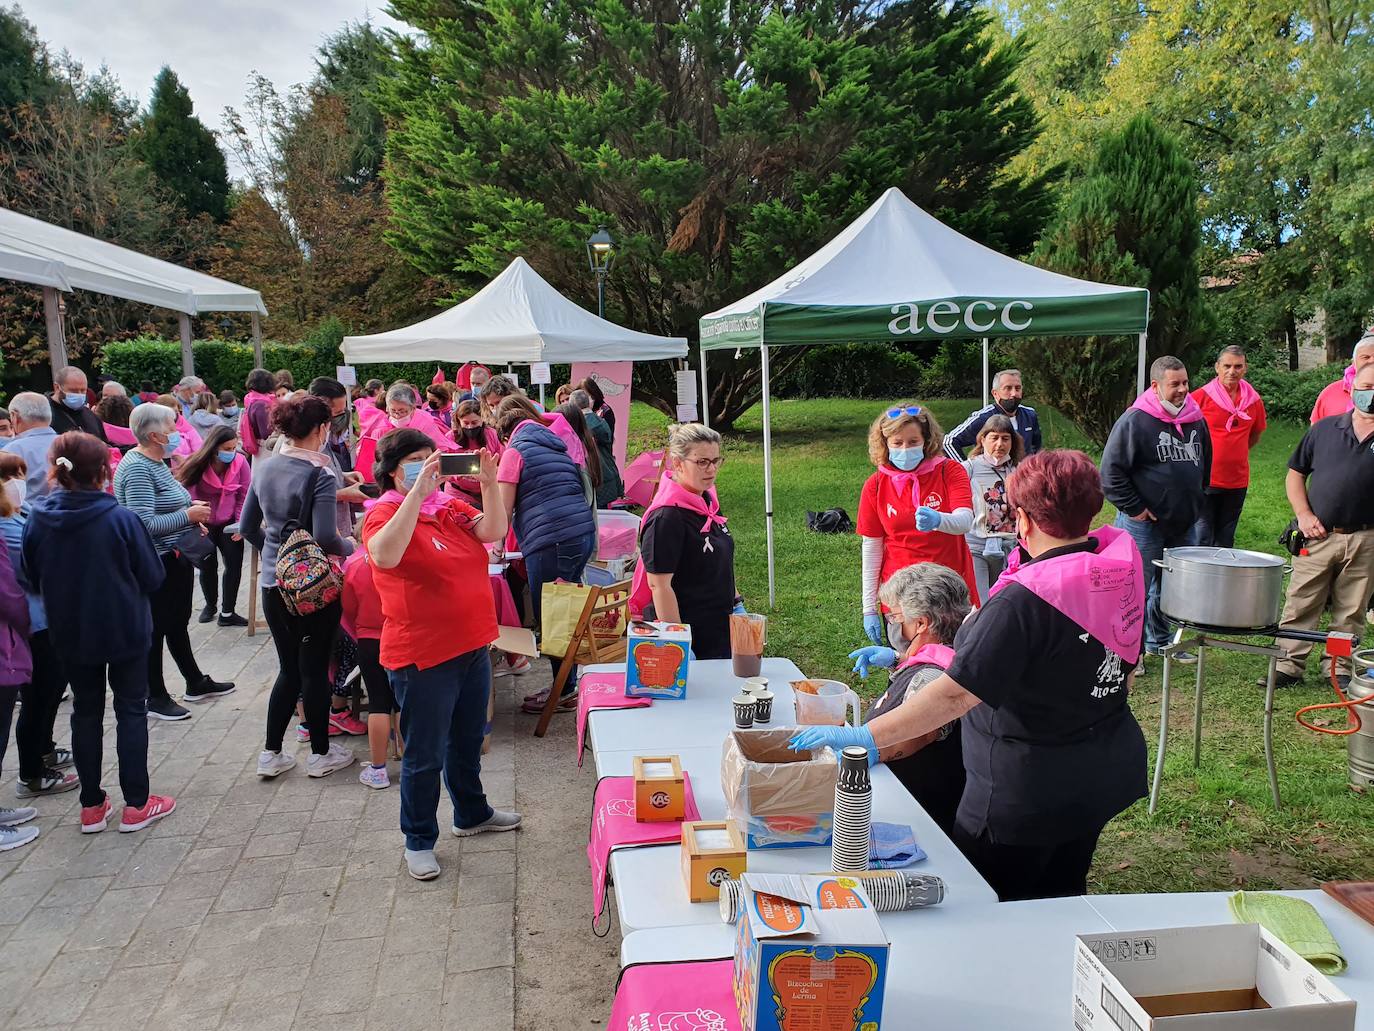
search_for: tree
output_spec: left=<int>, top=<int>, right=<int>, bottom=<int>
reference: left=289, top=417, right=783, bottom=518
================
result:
left=137, top=67, right=230, bottom=222
left=1009, top=115, right=1208, bottom=443
left=0, top=4, right=60, bottom=138
left=315, top=20, right=393, bottom=188
left=379, top=0, right=1053, bottom=427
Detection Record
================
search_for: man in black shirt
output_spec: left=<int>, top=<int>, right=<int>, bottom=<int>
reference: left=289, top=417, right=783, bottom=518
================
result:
left=47, top=367, right=107, bottom=443
left=1272, top=363, right=1374, bottom=689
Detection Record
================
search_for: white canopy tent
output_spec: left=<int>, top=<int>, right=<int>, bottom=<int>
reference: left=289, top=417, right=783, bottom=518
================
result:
left=0, top=206, right=268, bottom=376
left=699, top=187, right=1151, bottom=607
left=341, top=256, right=688, bottom=365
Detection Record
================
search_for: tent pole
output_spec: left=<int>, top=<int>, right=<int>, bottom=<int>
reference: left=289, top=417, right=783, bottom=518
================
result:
left=699, top=343, right=709, bottom=428
left=538, top=383, right=546, bottom=406
left=761, top=344, right=776, bottom=610
left=42, top=286, right=67, bottom=380
left=251, top=312, right=263, bottom=368
left=1136, top=332, right=1147, bottom=396
left=981, top=337, right=990, bottom=400
left=179, top=313, right=194, bottom=376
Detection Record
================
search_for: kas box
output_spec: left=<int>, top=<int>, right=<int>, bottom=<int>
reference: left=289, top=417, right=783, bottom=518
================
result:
left=1073, top=923, right=1355, bottom=1031
left=733, top=872, right=889, bottom=1031
left=633, top=755, right=685, bottom=822
left=680, top=820, right=747, bottom=903
left=626, top=621, right=691, bottom=700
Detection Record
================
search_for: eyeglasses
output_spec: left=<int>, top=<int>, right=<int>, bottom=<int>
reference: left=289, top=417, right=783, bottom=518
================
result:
left=885, top=405, right=923, bottom=419
left=685, top=456, right=726, bottom=470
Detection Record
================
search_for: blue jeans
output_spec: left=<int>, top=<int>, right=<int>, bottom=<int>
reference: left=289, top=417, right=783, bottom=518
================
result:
left=1115, top=512, right=1199, bottom=652
left=525, top=532, right=596, bottom=694
left=389, top=648, right=494, bottom=851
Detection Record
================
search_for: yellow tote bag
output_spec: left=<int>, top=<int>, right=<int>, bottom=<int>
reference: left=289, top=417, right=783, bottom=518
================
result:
left=539, top=580, right=594, bottom=657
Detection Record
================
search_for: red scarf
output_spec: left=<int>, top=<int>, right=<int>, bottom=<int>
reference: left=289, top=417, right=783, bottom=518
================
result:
left=1201, top=377, right=1261, bottom=431
left=876, top=454, right=947, bottom=508
left=1131, top=387, right=1203, bottom=436
left=628, top=478, right=727, bottom=617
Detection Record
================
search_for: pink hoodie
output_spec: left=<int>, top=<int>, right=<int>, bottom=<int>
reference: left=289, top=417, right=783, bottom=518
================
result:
left=190, top=454, right=251, bottom=526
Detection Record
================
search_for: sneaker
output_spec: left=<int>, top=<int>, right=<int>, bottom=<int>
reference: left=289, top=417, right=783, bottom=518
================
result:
left=1257, top=671, right=1304, bottom=689
left=506, top=655, right=531, bottom=675
left=297, top=722, right=343, bottom=743
left=404, top=848, right=440, bottom=880
left=328, top=709, right=368, bottom=736
left=80, top=797, right=113, bottom=834
left=42, top=748, right=73, bottom=770
left=198, top=604, right=217, bottom=623
left=519, top=688, right=577, bottom=714
left=147, top=696, right=191, bottom=722
left=359, top=763, right=390, bottom=790
left=217, top=612, right=249, bottom=628
left=306, top=742, right=356, bottom=778
left=0, top=824, right=39, bottom=852
left=16, top=768, right=79, bottom=797
left=256, top=750, right=297, bottom=778
left=490, top=655, right=514, bottom=679
left=184, top=675, right=235, bottom=703
left=1172, top=650, right=1198, bottom=665
left=452, top=809, right=521, bottom=837
left=120, top=794, right=176, bottom=833
left=0, top=805, right=37, bottom=828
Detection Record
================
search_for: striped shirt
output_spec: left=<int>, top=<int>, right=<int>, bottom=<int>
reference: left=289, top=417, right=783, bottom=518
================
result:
left=113, top=450, right=192, bottom=556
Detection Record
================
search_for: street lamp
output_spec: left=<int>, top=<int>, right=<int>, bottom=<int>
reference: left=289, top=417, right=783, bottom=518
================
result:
left=218, top=317, right=234, bottom=337
left=586, top=225, right=616, bottom=318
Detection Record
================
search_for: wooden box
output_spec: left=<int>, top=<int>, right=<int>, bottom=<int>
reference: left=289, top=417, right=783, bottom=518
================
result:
left=632, top=755, right=685, bottom=822
left=680, top=820, right=747, bottom=903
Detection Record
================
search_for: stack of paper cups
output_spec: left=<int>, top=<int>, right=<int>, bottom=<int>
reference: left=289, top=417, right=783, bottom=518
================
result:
left=719, top=878, right=744, bottom=923
left=860, top=871, right=945, bottom=910
left=830, top=745, right=872, bottom=873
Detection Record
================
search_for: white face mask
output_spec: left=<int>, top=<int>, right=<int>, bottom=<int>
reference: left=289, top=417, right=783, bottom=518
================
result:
left=3, top=478, right=26, bottom=509
left=987, top=451, right=1010, bottom=467
left=1157, top=393, right=1183, bottom=416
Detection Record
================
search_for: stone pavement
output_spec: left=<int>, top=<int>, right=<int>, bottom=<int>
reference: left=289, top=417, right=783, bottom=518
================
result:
left=0, top=603, right=533, bottom=1031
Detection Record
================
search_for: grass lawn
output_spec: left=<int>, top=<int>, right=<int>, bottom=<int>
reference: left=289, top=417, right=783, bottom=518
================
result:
left=625, top=397, right=1374, bottom=894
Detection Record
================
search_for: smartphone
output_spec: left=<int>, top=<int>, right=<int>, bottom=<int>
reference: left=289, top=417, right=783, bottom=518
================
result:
left=358, top=483, right=381, bottom=499
left=439, top=452, right=481, bottom=477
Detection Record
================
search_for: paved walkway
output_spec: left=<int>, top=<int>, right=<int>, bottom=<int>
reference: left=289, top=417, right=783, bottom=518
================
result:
left=0, top=603, right=550, bottom=1031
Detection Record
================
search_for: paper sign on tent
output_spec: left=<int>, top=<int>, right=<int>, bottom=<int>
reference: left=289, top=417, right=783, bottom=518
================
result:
left=676, top=404, right=698, bottom=423
left=336, top=365, right=357, bottom=386
left=530, top=362, right=551, bottom=385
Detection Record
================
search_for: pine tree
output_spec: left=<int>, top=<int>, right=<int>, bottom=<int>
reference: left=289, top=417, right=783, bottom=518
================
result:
left=137, top=67, right=230, bottom=222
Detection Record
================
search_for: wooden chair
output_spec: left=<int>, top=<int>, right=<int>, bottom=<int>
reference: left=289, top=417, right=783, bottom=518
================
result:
left=533, top=579, right=632, bottom=738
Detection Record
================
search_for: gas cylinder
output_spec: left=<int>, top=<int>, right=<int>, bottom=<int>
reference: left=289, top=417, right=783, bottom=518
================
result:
left=1349, top=652, right=1374, bottom=790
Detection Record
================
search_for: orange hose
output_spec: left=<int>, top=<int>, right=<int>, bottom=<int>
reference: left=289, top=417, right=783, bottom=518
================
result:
left=1294, top=657, right=1374, bottom=736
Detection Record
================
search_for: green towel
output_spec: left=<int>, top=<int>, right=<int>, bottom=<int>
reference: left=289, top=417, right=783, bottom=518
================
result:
left=1228, top=891, right=1347, bottom=975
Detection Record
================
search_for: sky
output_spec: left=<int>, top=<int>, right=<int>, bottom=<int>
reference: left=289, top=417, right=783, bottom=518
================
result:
left=16, top=1, right=408, bottom=179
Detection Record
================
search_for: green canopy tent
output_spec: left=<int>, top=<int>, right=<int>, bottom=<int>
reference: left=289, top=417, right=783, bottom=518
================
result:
left=698, top=187, right=1150, bottom=607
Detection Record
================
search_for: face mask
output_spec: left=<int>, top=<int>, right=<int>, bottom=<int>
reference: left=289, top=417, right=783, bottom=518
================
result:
left=215, top=450, right=237, bottom=464
left=330, top=412, right=350, bottom=434
left=162, top=431, right=181, bottom=457
left=987, top=451, right=1010, bottom=467
left=223, top=406, right=240, bottom=417
left=1352, top=388, right=1374, bottom=415
left=1158, top=396, right=1183, bottom=416
left=401, top=460, right=424, bottom=487
left=3, top=479, right=26, bottom=509
left=996, top=397, right=1020, bottom=415
left=63, top=393, right=86, bottom=409
left=888, top=445, right=923, bottom=471
left=389, top=414, right=411, bottom=428
left=462, top=425, right=484, bottom=442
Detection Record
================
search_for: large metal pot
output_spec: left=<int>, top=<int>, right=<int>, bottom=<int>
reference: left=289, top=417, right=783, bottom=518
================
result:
left=1154, top=547, right=1289, bottom=631
left=1349, top=654, right=1374, bottom=791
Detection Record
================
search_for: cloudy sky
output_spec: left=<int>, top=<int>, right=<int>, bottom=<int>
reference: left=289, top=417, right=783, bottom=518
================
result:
left=16, top=1, right=407, bottom=179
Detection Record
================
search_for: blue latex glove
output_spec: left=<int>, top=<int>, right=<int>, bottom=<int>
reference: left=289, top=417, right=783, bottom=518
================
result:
left=849, top=646, right=898, bottom=679
left=788, top=724, right=878, bottom=766
left=862, top=613, right=885, bottom=645
left=915, top=506, right=943, bottom=532
left=731, top=599, right=747, bottom=615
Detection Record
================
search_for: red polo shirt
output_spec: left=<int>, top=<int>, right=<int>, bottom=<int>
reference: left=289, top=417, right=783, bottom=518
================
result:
left=1191, top=385, right=1266, bottom=490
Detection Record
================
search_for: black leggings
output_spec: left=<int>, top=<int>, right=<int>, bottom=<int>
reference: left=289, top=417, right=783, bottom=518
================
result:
left=262, top=588, right=341, bottom=756
left=13, top=629, right=65, bottom=780
left=198, top=525, right=245, bottom=614
left=356, top=636, right=394, bottom=714
left=148, top=553, right=204, bottom=701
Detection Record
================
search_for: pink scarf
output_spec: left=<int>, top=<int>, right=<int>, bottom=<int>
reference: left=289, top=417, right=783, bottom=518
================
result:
left=102, top=422, right=137, bottom=447
left=894, top=642, right=955, bottom=673
left=1201, top=377, right=1261, bottom=431
left=990, top=524, right=1144, bottom=663
left=367, top=487, right=451, bottom=519
left=195, top=455, right=250, bottom=525
left=877, top=454, right=948, bottom=508
left=1342, top=364, right=1357, bottom=393
left=1131, top=387, right=1203, bottom=436
left=628, top=479, right=727, bottom=617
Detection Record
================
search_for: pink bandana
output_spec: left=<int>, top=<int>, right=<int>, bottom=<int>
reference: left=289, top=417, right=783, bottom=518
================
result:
left=1201, top=377, right=1261, bottom=431
left=629, top=478, right=727, bottom=617
left=877, top=454, right=947, bottom=508
left=894, top=642, right=955, bottom=673
left=1342, top=364, right=1357, bottom=393
left=367, top=487, right=451, bottom=519
left=990, top=524, right=1144, bottom=663
left=1131, top=387, right=1203, bottom=436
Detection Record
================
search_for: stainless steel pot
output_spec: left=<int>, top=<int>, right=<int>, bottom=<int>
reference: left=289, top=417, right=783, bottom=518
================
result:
left=1349, top=653, right=1374, bottom=791
left=1154, top=547, right=1290, bottom=631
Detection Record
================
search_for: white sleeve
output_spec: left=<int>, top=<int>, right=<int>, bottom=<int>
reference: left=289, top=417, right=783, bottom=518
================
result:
left=861, top=536, right=883, bottom=614
left=937, top=507, right=974, bottom=535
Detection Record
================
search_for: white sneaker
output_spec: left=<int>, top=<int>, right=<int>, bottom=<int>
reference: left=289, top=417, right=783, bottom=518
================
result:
left=358, top=763, right=389, bottom=789
left=306, top=742, right=356, bottom=778
left=0, top=823, right=39, bottom=852
left=256, top=750, right=296, bottom=778
left=490, top=655, right=512, bottom=678
left=507, top=655, right=530, bottom=675
left=452, top=809, right=522, bottom=837
left=405, top=848, right=440, bottom=880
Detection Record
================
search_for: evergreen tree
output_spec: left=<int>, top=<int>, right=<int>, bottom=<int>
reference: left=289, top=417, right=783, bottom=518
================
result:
left=138, top=67, right=230, bottom=222
left=314, top=20, right=393, bottom=188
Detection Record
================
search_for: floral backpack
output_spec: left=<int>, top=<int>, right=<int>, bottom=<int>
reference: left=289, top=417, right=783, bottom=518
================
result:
left=274, top=467, right=343, bottom=615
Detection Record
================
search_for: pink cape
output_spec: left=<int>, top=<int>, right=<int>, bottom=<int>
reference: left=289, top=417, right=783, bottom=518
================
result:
left=1200, top=377, right=1261, bottom=431
left=101, top=422, right=137, bottom=447
left=628, top=479, right=727, bottom=617
left=1131, top=387, right=1203, bottom=435
left=1343, top=363, right=1357, bottom=392
left=361, top=406, right=451, bottom=451
left=990, top=524, right=1144, bottom=663
left=367, top=487, right=451, bottom=519
left=877, top=453, right=949, bottom=508
left=193, top=454, right=250, bottom=525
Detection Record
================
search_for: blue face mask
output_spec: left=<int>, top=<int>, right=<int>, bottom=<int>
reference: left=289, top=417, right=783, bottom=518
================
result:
left=162, top=431, right=181, bottom=457
left=888, top=445, right=924, bottom=471
left=401, top=460, right=424, bottom=487
left=223, top=406, right=240, bottom=417
left=1353, top=388, right=1374, bottom=415
left=63, top=393, right=85, bottom=409
left=216, top=450, right=237, bottom=464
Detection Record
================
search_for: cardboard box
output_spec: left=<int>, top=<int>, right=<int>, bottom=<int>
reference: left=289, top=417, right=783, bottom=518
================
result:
left=680, top=820, right=747, bottom=903
left=625, top=621, right=691, bottom=699
left=632, top=755, right=685, bottom=822
left=733, top=872, right=889, bottom=1031
left=721, top=729, right=837, bottom=849
left=1073, top=924, right=1355, bottom=1031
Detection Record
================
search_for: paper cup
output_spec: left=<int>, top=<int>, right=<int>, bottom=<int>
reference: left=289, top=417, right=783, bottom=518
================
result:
left=732, top=694, right=756, bottom=729
left=752, top=690, right=774, bottom=725
left=719, top=878, right=744, bottom=923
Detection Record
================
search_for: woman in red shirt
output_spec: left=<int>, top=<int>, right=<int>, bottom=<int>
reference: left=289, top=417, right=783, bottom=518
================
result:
left=858, top=403, right=978, bottom=645
left=362, top=427, right=521, bottom=881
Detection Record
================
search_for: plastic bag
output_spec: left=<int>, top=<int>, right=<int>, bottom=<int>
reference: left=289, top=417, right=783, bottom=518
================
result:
left=721, top=728, right=837, bottom=848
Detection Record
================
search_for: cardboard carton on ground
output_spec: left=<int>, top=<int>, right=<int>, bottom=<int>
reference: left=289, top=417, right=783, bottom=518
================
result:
left=1073, top=924, right=1355, bottom=1031
left=721, top=728, right=837, bottom=849
left=625, top=620, right=691, bottom=699
left=733, top=872, right=889, bottom=1031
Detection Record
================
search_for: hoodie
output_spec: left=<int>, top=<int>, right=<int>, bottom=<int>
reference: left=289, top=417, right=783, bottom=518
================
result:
left=0, top=542, right=31, bottom=687
left=22, top=488, right=164, bottom=664
left=1101, top=390, right=1212, bottom=536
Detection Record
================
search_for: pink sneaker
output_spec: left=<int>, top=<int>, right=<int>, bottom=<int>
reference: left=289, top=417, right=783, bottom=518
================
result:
left=80, top=797, right=113, bottom=834
left=328, top=709, right=368, bottom=736
left=297, top=722, right=343, bottom=743
left=119, top=795, right=176, bottom=833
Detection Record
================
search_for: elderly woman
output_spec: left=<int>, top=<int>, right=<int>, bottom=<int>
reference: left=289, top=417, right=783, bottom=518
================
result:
left=369, top=382, right=450, bottom=451
left=858, top=403, right=978, bottom=648
left=962, top=414, right=1024, bottom=601
left=363, top=427, right=520, bottom=880
left=797, top=450, right=1148, bottom=902
left=115, top=404, right=233, bottom=720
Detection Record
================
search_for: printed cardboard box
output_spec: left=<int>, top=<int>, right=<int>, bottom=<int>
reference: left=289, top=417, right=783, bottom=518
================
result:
left=721, top=728, right=837, bottom=849
left=733, top=872, right=889, bottom=1031
left=625, top=620, right=691, bottom=700
left=1073, top=923, right=1355, bottom=1031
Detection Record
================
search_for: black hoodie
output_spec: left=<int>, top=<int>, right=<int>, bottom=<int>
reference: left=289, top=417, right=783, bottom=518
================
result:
left=22, top=488, right=164, bottom=664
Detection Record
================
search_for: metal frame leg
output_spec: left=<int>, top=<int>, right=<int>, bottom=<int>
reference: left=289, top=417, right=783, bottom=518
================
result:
left=1192, top=644, right=1206, bottom=767
left=1263, top=655, right=1281, bottom=808
left=1149, top=652, right=1173, bottom=815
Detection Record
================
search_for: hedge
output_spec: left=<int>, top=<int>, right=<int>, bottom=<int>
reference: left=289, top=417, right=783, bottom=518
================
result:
left=771, top=340, right=1001, bottom=400
left=1246, top=361, right=1345, bottom=424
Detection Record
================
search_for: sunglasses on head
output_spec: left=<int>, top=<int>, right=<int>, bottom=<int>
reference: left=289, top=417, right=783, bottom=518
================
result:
left=885, top=405, right=923, bottom=419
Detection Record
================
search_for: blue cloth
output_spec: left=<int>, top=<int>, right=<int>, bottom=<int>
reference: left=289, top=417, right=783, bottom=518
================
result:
left=389, top=646, right=494, bottom=851
left=1115, top=512, right=1198, bottom=652
left=0, top=512, right=44, bottom=632
left=0, top=428, right=58, bottom=499
left=507, top=421, right=595, bottom=556
left=869, top=822, right=926, bottom=869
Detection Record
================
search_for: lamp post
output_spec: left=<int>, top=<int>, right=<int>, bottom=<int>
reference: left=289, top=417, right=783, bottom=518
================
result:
left=586, top=225, right=616, bottom=317
left=218, top=317, right=234, bottom=337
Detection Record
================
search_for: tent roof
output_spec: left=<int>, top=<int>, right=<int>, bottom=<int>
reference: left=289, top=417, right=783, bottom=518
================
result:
left=699, top=187, right=1148, bottom=349
left=0, top=206, right=267, bottom=316
left=341, top=257, right=687, bottom=364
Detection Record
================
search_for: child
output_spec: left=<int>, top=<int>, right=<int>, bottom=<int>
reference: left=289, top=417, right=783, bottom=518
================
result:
left=341, top=549, right=394, bottom=788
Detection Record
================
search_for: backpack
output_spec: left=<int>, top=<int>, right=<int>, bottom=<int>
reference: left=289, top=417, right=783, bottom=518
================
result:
left=806, top=508, right=853, bottom=534
left=274, top=468, right=343, bottom=615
